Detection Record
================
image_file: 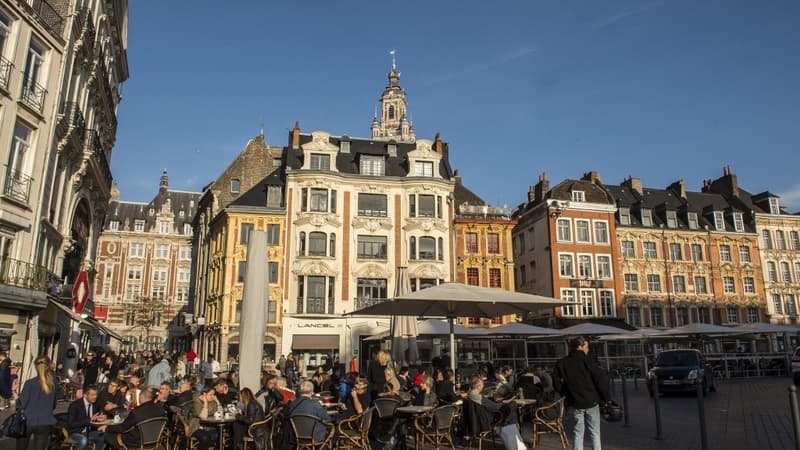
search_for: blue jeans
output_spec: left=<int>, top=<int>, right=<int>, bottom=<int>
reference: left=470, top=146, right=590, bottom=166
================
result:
left=68, top=431, right=106, bottom=450
left=570, top=404, right=601, bottom=450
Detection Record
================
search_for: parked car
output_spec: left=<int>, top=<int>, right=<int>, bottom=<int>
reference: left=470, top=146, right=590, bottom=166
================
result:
left=790, top=346, right=800, bottom=384
left=647, top=349, right=715, bottom=396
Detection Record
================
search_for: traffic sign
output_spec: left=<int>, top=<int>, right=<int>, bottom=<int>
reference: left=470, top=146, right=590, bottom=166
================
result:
left=73, top=271, right=90, bottom=314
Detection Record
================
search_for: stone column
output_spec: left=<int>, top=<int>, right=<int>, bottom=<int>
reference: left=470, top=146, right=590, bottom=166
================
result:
left=239, top=230, right=268, bottom=391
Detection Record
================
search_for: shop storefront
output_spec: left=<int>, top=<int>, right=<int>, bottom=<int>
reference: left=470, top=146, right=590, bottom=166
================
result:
left=281, top=316, right=387, bottom=371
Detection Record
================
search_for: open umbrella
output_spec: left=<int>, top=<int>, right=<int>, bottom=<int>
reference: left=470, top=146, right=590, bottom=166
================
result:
left=365, top=319, right=486, bottom=342
left=732, top=322, right=800, bottom=334
left=349, top=282, right=573, bottom=371
left=485, top=322, right=558, bottom=336
left=557, top=323, right=635, bottom=336
left=655, top=323, right=741, bottom=337
left=391, top=267, right=419, bottom=366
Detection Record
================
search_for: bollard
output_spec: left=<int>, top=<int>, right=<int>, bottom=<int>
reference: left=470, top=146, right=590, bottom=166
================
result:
left=696, top=378, right=708, bottom=450
left=652, top=376, right=664, bottom=440
left=621, top=371, right=631, bottom=428
left=789, top=385, right=800, bottom=450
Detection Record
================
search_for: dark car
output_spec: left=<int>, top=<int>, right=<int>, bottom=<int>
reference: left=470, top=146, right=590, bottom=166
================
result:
left=647, top=349, right=715, bottom=396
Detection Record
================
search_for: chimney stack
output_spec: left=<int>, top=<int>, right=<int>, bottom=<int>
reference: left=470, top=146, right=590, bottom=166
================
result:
left=532, top=172, right=549, bottom=202
left=622, top=176, right=643, bottom=194
left=582, top=171, right=602, bottom=184
left=291, top=121, right=300, bottom=149
left=668, top=179, right=686, bottom=199
left=453, top=169, right=462, bottom=185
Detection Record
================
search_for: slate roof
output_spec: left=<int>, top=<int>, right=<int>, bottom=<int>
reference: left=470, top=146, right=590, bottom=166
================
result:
left=285, top=133, right=453, bottom=180
left=228, top=168, right=286, bottom=210
left=105, top=177, right=201, bottom=233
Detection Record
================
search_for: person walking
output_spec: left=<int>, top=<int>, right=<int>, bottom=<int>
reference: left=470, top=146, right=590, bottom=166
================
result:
left=0, top=351, right=13, bottom=409
left=553, top=336, right=609, bottom=450
left=16, top=356, right=58, bottom=450
left=349, top=353, right=358, bottom=373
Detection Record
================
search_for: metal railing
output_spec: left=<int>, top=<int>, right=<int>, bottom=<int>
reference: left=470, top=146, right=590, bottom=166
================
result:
left=59, top=101, right=86, bottom=136
left=85, top=129, right=112, bottom=189
left=18, top=0, right=65, bottom=39
left=0, top=56, right=12, bottom=90
left=3, top=168, right=33, bottom=203
left=0, top=257, right=48, bottom=290
left=20, top=79, right=46, bottom=112
left=355, top=297, right=386, bottom=310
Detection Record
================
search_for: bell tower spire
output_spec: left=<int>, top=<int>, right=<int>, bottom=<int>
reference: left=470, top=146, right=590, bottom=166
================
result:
left=371, top=50, right=415, bottom=142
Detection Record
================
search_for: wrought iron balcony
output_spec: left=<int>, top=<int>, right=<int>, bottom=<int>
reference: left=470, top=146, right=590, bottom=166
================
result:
left=3, top=167, right=33, bottom=204
left=20, top=79, right=46, bottom=112
left=0, top=257, right=48, bottom=290
left=0, top=56, right=12, bottom=91
left=18, top=0, right=65, bottom=39
left=58, top=101, right=86, bottom=136
left=355, top=297, right=387, bottom=310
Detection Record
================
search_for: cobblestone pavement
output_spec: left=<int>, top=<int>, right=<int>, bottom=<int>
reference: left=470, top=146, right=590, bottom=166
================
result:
left=0, top=377, right=796, bottom=449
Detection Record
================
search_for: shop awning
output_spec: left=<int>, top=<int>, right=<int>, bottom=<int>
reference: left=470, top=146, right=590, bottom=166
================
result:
left=87, top=318, right=123, bottom=341
left=47, top=298, right=97, bottom=330
left=292, top=335, right=338, bottom=351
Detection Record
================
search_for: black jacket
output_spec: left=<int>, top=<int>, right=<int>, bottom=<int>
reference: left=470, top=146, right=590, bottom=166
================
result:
left=435, top=379, right=460, bottom=404
left=105, top=401, right=166, bottom=447
left=238, top=401, right=265, bottom=426
left=365, top=361, right=386, bottom=396
left=553, top=351, right=609, bottom=409
left=66, top=398, right=96, bottom=434
left=261, top=388, right=283, bottom=413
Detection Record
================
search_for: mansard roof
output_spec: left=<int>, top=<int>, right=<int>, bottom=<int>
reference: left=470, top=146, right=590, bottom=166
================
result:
left=228, top=168, right=286, bottom=210
left=106, top=186, right=201, bottom=233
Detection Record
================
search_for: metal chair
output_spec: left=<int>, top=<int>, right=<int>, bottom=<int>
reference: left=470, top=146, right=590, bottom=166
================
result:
left=337, top=407, right=374, bottom=450
left=463, top=399, right=497, bottom=450
left=373, top=397, right=401, bottom=443
left=531, top=398, right=568, bottom=449
left=288, top=413, right=335, bottom=450
left=171, top=414, right=199, bottom=450
left=243, top=412, right=273, bottom=450
left=115, top=417, right=168, bottom=450
left=414, top=404, right=458, bottom=450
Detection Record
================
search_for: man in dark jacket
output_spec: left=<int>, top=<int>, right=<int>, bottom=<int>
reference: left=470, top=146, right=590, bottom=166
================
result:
left=66, top=385, right=107, bottom=450
left=81, top=352, right=99, bottom=389
left=553, top=336, right=609, bottom=450
left=101, top=387, right=166, bottom=448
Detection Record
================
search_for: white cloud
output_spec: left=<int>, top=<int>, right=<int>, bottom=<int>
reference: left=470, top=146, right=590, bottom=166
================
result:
left=778, top=184, right=800, bottom=211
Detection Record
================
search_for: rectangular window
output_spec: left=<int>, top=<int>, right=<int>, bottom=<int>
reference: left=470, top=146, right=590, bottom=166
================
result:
left=672, top=275, right=686, bottom=293
left=357, top=235, right=387, bottom=259
left=727, top=307, right=739, bottom=324
left=159, top=221, right=171, bottom=234
left=723, top=276, right=736, bottom=293
left=417, top=195, right=435, bottom=217
left=308, top=232, right=328, bottom=256
left=694, top=276, right=708, bottom=294
left=6, top=122, right=35, bottom=202
left=787, top=295, right=798, bottom=316
left=782, top=262, right=792, bottom=283
left=267, top=300, right=278, bottom=323
left=719, top=245, right=731, bottom=262
left=127, top=266, right=142, bottom=280
left=575, top=220, right=591, bottom=243
left=666, top=210, right=678, bottom=228
left=109, top=221, right=119, bottom=231
left=176, top=287, right=189, bottom=302
left=152, top=268, right=167, bottom=282
left=559, top=254, right=574, bottom=278
left=580, top=290, right=594, bottom=316
left=267, top=224, right=280, bottom=245
left=669, top=243, right=682, bottom=260
left=743, top=277, right=755, bottom=294
left=310, top=188, right=329, bottom=212
left=624, top=274, right=639, bottom=292
left=647, top=274, right=661, bottom=292
left=769, top=198, right=780, bottom=214
left=738, top=246, right=751, bottom=263
left=177, top=268, right=190, bottom=282
left=619, top=208, right=631, bottom=225
left=643, top=242, right=657, bottom=259
left=713, top=211, right=725, bottom=231
left=21, top=38, right=46, bottom=111
left=184, top=223, right=193, bottom=236
left=763, top=230, right=773, bottom=249
left=697, top=307, right=711, bottom=324
left=796, top=263, right=800, bottom=282
left=240, top=223, right=254, bottom=245
left=465, top=233, right=478, bottom=253
left=267, top=185, right=282, bottom=207
left=687, top=212, right=699, bottom=230
left=733, top=213, right=744, bottom=232
left=571, top=191, right=585, bottom=202
left=560, top=289, right=576, bottom=316
left=306, top=276, right=327, bottom=314
left=776, top=231, right=787, bottom=250
left=180, top=245, right=191, bottom=260
left=489, top=268, right=501, bottom=288
left=129, top=242, right=144, bottom=258
left=467, top=268, right=479, bottom=286
left=357, top=193, right=387, bottom=217
left=677, top=307, right=689, bottom=326
left=414, top=161, right=434, bottom=177
left=134, top=220, right=145, bottom=232
left=691, top=244, right=704, bottom=261
left=768, top=262, right=778, bottom=282
left=621, top=241, right=635, bottom=258
left=556, top=219, right=571, bottom=242
left=268, top=262, right=279, bottom=284
left=747, top=308, right=759, bottom=323
left=650, top=308, right=664, bottom=327
left=487, top=233, right=500, bottom=254
left=230, top=179, right=240, bottom=193
left=310, top=153, right=330, bottom=170
left=151, top=286, right=165, bottom=301
left=360, top=155, right=385, bottom=176
left=578, top=255, right=593, bottom=278
left=599, top=291, right=614, bottom=317
left=628, top=307, right=641, bottom=327
left=125, top=284, right=140, bottom=301
left=594, top=221, right=609, bottom=244
left=641, top=209, right=653, bottom=227
left=773, top=294, right=784, bottom=315
left=596, top=255, right=612, bottom=279
left=155, top=244, right=169, bottom=259
left=238, top=261, right=247, bottom=283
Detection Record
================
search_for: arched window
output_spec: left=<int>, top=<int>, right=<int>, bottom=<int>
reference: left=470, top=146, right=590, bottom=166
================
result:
left=298, top=232, right=306, bottom=256
left=409, top=237, right=416, bottom=260
left=309, top=232, right=327, bottom=256
left=419, top=237, right=436, bottom=260
left=329, top=233, right=336, bottom=257
left=388, top=105, right=395, bottom=120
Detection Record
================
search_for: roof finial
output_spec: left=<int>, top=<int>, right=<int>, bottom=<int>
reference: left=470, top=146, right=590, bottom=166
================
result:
left=390, top=49, right=397, bottom=70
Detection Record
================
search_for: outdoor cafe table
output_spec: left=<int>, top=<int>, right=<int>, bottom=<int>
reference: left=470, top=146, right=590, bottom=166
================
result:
left=91, top=416, right=125, bottom=427
left=503, top=398, right=537, bottom=422
left=394, top=406, right=435, bottom=450
left=201, top=416, right=237, bottom=450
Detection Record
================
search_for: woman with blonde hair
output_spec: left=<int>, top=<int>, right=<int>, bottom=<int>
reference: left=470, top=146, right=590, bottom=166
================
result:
left=384, top=366, right=401, bottom=395
left=16, top=356, right=57, bottom=450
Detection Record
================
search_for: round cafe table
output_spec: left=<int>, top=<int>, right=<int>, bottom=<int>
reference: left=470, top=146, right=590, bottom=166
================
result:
left=201, top=416, right=237, bottom=450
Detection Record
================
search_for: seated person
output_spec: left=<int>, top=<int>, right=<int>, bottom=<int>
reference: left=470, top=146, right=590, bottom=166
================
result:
left=493, top=372, right=514, bottom=400
left=340, top=378, right=370, bottom=419
left=412, top=375, right=438, bottom=407
left=167, top=377, right=195, bottom=412
left=66, top=385, right=107, bottom=450
left=467, top=376, right=516, bottom=425
left=156, top=381, right=172, bottom=406
left=189, top=386, right=221, bottom=450
left=233, top=388, right=265, bottom=449
left=535, top=366, right=554, bottom=400
left=383, top=367, right=401, bottom=396
left=214, top=378, right=237, bottom=406
left=101, top=387, right=166, bottom=448
left=96, top=379, right=124, bottom=414
left=275, top=377, right=295, bottom=404
left=286, top=381, right=332, bottom=442
left=257, top=373, right=284, bottom=413
left=397, top=367, right=410, bottom=391
left=435, top=369, right=464, bottom=404
left=515, top=367, right=543, bottom=400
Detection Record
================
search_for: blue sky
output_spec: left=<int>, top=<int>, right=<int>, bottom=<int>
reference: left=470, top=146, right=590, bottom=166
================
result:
left=112, top=0, right=800, bottom=210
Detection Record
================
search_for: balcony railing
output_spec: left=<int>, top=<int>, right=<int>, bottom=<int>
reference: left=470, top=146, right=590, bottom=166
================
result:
left=0, top=257, right=48, bottom=290
left=85, top=129, right=112, bottom=189
left=355, top=297, right=387, bottom=310
left=3, top=168, right=33, bottom=204
left=20, top=79, right=46, bottom=112
left=18, top=0, right=65, bottom=39
left=58, top=101, right=87, bottom=136
left=0, top=56, right=12, bottom=91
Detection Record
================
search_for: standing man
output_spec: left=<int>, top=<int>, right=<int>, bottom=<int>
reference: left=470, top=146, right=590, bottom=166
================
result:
left=186, top=349, right=197, bottom=375
left=553, top=337, right=609, bottom=450
left=201, top=354, right=218, bottom=387
left=349, top=353, right=358, bottom=374
left=0, top=351, right=12, bottom=409
left=81, top=352, right=99, bottom=389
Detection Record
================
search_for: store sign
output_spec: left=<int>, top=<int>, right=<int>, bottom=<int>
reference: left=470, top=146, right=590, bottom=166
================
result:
left=94, top=306, right=108, bottom=321
left=297, top=323, right=339, bottom=329
left=73, top=271, right=90, bottom=314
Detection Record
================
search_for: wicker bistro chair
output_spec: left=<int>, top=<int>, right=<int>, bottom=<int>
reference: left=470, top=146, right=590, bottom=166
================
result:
left=531, top=398, right=568, bottom=449
left=243, top=413, right=273, bottom=450
left=337, top=407, right=375, bottom=450
left=115, top=416, right=168, bottom=450
left=171, top=415, right=199, bottom=450
left=56, top=426, right=97, bottom=450
left=413, top=404, right=458, bottom=450
left=288, top=413, right=336, bottom=450
left=462, top=399, right=498, bottom=450
left=373, top=397, right=402, bottom=443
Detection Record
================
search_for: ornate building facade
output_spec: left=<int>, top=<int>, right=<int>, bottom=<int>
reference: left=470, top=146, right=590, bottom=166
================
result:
left=94, top=172, right=199, bottom=351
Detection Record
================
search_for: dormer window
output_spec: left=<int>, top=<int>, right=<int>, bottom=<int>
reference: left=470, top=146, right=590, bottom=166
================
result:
left=619, top=208, right=631, bottom=225
left=414, top=161, right=433, bottom=177
left=339, top=140, right=350, bottom=153
left=134, top=220, right=145, bottom=232
left=360, top=155, right=385, bottom=176
left=687, top=212, right=699, bottom=230
left=571, top=191, right=585, bottom=202
left=732, top=212, right=744, bottom=232
left=310, top=154, right=330, bottom=171
left=713, top=211, right=725, bottom=231
left=641, top=209, right=653, bottom=227
left=769, top=197, right=780, bottom=214
left=266, top=186, right=282, bottom=208
left=109, top=220, right=119, bottom=231
left=666, top=210, right=678, bottom=228
left=230, top=179, right=240, bottom=193
left=387, top=143, right=397, bottom=157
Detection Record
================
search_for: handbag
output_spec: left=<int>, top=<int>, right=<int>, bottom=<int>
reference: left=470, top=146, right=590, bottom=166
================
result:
left=1, top=401, right=27, bottom=438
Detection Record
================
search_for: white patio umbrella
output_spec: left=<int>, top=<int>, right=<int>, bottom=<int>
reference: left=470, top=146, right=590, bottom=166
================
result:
left=365, top=319, right=486, bottom=342
left=557, top=323, right=635, bottom=336
left=485, top=322, right=558, bottom=336
left=390, top=267, right=419, bottom=366
left=655, top=323, right=741, bottom=336
left=348, top=282, right=573, bottom=370
left=732, top=323, right=800, bottom=334
left=599, top=328, right=664, bottom=341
